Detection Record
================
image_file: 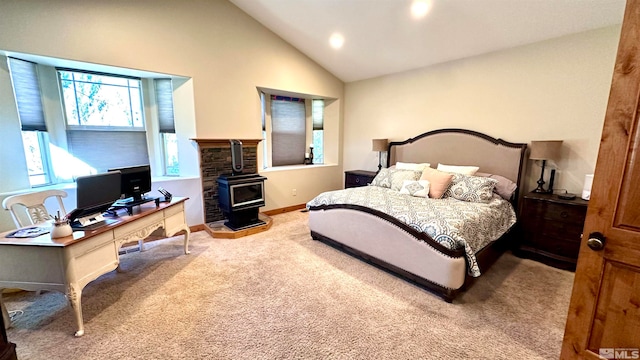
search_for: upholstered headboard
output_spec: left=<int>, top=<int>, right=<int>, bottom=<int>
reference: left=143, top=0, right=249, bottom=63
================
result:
left=387, top=128, right=528, bottom=201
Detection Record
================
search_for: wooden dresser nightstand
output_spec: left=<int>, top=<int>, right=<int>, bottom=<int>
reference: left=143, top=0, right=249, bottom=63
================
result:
left=0, top=311, right=17, bottom=360
left=345, top=170, right=377, bottom=188
left=515, top=192, right=589, bottom=271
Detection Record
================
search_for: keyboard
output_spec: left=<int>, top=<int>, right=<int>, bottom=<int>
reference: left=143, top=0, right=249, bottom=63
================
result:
left=71, top=218, right=118, bottom=231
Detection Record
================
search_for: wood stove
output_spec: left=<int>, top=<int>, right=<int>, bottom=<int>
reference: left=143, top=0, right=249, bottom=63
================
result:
left=217, top=173, right=267, bottom=230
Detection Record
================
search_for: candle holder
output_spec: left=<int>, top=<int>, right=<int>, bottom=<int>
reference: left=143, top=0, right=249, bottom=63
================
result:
left=305, top=144, right=315, bottom=165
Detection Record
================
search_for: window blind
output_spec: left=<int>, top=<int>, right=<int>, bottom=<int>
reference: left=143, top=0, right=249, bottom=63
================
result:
left=8, top=57, right=47, bottom=131
left=312, top=99, right=324, bottom=130
left=66, top=130, right=150, bottom=172
left=154, top=79, right=175, bottom=133
left=271, top=96, right=305, bottom=166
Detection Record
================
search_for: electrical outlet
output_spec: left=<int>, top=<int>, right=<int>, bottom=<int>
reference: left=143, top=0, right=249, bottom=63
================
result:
left=292, top=189, right=297, bottom=196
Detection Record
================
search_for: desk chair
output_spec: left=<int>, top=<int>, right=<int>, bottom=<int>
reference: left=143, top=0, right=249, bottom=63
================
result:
left=2, top=189, right=68, bottom=227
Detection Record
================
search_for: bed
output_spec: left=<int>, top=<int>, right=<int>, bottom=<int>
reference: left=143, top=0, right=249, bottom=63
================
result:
left=306, top=128, right=527, bottom=302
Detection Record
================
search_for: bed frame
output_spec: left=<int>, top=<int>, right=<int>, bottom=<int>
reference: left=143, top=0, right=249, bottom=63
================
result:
left=308, top=128, right=527, bottom=302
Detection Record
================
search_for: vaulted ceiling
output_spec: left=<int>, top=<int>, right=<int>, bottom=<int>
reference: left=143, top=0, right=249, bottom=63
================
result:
left=230, top=0, right=626, bottom=82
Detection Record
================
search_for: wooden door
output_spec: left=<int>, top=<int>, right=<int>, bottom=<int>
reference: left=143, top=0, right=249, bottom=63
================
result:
left=561, top=0, right=640, bottom=358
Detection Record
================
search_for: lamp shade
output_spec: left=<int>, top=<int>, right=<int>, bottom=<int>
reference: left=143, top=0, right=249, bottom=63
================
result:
left=529, top=140, right=563, bottom=160
left=372, top=139, right=388, bottom=152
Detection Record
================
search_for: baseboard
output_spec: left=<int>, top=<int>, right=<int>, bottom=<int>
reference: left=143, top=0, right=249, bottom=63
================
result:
left=189, top=205, right=305, bottom=234
left=205, top=213, right=273, bottom=239
left=263, top=204, right=306, bottom=216
left=190, top=224, right=207, bottom=232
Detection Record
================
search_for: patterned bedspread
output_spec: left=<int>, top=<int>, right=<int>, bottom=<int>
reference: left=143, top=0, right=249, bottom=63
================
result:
left=306, top=185, right=517, bottom=277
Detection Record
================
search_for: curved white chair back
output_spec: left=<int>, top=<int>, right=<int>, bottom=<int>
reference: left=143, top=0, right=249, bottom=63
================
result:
left=2, top=189, right=68, bottom=228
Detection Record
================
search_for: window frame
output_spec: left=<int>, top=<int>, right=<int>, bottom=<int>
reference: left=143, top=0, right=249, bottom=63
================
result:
left=260, top=89, right=328, bottom=169
left=21, top=130, right=53, bottom=187
left=57, top=68, right=145, bottom=131
left=311, top=98, right=324, bottom=164
left=160, top=132, right=180, bottom=176
left=56, top=69, right=150, bottom=176
left=154, top=78, right=179, bottom=176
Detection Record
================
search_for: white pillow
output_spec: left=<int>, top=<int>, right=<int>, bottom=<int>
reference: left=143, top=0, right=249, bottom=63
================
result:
left=395, top=162, right=430, bottom=171
left=399, top=179, right=430, bottom=198
left=437, top=163, right=480, bottom=176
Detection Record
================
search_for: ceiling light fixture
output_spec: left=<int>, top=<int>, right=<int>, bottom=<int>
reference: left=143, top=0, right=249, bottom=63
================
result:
left=411, top=0, right=432, bottom=19
left=329, top=33, right=344, bottom=49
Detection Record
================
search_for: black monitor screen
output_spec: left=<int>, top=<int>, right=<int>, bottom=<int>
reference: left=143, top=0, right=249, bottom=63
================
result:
left=76, top=171, right=122, bottom=216
left=108, top=164, right=151, bottom=201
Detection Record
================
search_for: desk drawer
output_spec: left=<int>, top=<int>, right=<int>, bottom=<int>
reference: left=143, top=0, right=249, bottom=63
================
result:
left=164, top=202, right=184, bottom=217
left=114, top=212, right=164, bottom=238
left=72, top=238, right=119, bottom=285
left=68, top=231, right=115, bottom=258
left=165, top=212, right=185, bottom=233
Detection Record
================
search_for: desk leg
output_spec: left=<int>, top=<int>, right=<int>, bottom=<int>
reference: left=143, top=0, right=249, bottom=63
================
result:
left=66, top=283, right=84, bottom=337
left=0, top=291, right=10, bottom=330
left=182, top=226, right=191, bottom=255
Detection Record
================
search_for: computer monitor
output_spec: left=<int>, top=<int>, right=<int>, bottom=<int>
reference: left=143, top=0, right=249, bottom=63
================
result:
left=73, top=171, right=122, bottom=221
left=108, top=164, right=152, bottom=202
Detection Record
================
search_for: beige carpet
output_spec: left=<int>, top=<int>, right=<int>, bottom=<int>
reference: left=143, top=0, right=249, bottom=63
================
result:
left=4, top=211, right=574, bottom=360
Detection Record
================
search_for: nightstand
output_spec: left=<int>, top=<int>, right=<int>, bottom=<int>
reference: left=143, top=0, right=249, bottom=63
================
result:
left=515, top=192, right=589, bottom=271
left=0, top=311, right=17, bottom=360
left=345, top=170, right=377, bottom=188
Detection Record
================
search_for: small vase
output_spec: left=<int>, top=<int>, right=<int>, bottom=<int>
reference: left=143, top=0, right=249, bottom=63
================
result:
left=51, top=221, right=73, bottom=238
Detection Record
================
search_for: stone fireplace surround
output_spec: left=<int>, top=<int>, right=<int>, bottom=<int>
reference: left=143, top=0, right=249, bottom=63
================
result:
left=191, top=139, right=261, bottom=225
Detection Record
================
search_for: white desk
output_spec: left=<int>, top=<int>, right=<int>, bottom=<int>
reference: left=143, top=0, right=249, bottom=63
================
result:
left=0, top=197, right=190, bottom=337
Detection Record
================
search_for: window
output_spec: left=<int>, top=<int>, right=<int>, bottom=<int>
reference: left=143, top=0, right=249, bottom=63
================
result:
left=7, top=57, right=52, bottom=186
left=311, top=99, right=324, bottom=164
left=260, top=91, right=327, bottom=168
left=154, top=79, right=179, bottom=176
left=20, top=131, right=51, bottom=186
left=59, top=70, right=143, bottom=128
left=6, top=56, right=185, bottom=188
left=270, top=95, right=306, bottom=166
left=58, top=69, right=149, bottom=175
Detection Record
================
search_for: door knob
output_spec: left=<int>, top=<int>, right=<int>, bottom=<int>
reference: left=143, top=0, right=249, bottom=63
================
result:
left=587, top=232, right=606, bottom=251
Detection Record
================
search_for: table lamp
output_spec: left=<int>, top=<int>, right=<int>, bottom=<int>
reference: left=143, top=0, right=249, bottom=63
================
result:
left=372, top=139, right=388, bottom=173
left=529, top=140, right=563, bottom=193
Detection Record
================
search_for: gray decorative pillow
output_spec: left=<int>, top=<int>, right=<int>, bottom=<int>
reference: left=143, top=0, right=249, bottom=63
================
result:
left=370, top=168, right=393, bottom=188
left=370, top=168, right=421, bottom=190
left=390, top=169, right=422, bottom=191
left=444, top=173, right=498, bottom=203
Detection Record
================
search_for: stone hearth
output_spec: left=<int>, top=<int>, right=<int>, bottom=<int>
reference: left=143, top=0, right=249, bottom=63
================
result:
left=191, top=139, right=261, bottom=224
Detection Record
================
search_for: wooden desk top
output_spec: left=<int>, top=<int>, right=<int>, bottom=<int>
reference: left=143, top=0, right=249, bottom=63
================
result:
left=0, top=197, right=188, bottom=247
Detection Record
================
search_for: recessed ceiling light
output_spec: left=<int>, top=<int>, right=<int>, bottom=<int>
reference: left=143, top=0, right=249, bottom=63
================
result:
left=329, top=33, right=344, bottom=49
left=411, top=0, right=432, bottom=19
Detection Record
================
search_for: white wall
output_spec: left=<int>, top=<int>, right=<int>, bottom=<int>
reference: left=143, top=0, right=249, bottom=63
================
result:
left=344, top=26, right=621, bottom=195
left=0, top=0, right=344, bottom=230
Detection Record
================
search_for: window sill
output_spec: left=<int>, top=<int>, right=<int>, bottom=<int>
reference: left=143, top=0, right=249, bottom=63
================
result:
left=151, top=175, right=200, bottom=182
left=260, top=163, right=338, bottom=173
left=0, top=175, right=200, bottom=197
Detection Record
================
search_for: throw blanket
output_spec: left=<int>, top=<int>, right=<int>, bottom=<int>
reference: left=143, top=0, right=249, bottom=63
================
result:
left=306, top=186, right=517, bottom=276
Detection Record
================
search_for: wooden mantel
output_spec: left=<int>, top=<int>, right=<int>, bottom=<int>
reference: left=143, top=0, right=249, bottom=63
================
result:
left=190, top=138, right=262, bottom=148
